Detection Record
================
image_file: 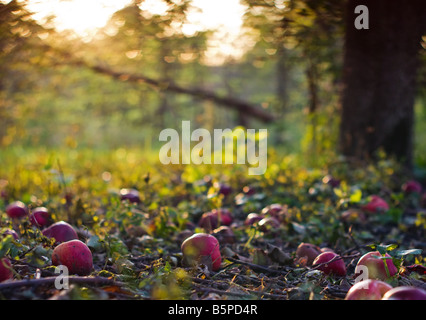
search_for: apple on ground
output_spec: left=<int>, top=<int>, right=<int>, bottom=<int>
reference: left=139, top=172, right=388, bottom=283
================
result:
left=5, top=201, right=28, bottom=219
left=382, top=286, right=426, bottom=300
left=0, top=258, right=13, bottom=282
left=119, top=188, right=141, bottom=204
left=345, top=279, right=393, bottom=300
left=312, top=252, right=347, bottom=276
left=295, top=242, right=321, bottom=266
left=401, top=180, right=422, bottom=194
left=361, top=196, right=389, bottom=214
left=212, top=226, right=235, bottom=245
left=244, top=213, right=264, bottom=226
left=1, top=228, right=19, bottom=240
left=355, top=251, right=398, bottom=281
left=42, top=221, right=78, bottom=243
left=51, top=239, right=93, bottom=276
left=181, top=233, right=222, bottom=271
left=257, top=216, right=280, bottom=232
left=198, top=209, right=233, bottom=231
left=29, top=207, right=53, bottom=228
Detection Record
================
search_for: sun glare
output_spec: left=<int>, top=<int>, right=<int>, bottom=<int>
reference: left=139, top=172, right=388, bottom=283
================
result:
left=24, top=0, right=248, bottom=65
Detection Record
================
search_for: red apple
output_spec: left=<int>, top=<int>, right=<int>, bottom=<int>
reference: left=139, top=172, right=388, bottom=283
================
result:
left=361, top=196, right=389, bottom=214
left=313, top=252, right=347, bottom=276
left=355, top=251, right=398, bottom=280
left=29, top=207, right=53, bottom=228
left=0, top=258, right=13, bottom=282
left=1, top=228, right=19, bottom=240
left=212, top=226, right=236, bottom=244
left=323, top=175, right=341, bottom=188
left=5, top=201, right=28, bottom=219
left=199, top=209, right=233, bottom=230
left=215, top=182, right=232, bottom=197
left=257, top=216, right=280, bottom=232
left=296, top=242, right=321, bottom=266
left=120, top=188, right=140, bottom=203
left=51, top=240, right=93, bottom=276
left=345, top=279, right=393, bottom=300
left=261, top=203, right=284, bottom=217
left=402, top=180, right=422, bottom=194
left=42, top=221, right=78, bottom=244
left=244, top=213, right=264, bottom=226
left=181, top=233, right=222, bottom=271
left=382, top=286, right=426, bottom=300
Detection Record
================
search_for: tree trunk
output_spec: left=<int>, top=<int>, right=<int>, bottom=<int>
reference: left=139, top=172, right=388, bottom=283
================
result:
left=339, top=0, right=426, bottom=168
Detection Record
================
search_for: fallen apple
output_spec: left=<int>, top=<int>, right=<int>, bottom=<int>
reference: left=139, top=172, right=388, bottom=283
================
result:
left=244, top=213, right=264, bottom=226
left=42, top=221, right=78, bottom=243
left=401, top=180, right=422, bottom=194
left=119, top=188, right=141, bottom=203
left=181, top=233, right=222, bottom=271
left=51, top=239, right=93, bottom=276
left=312, top=252, right=347, bottom=276
left=5, top=201, right=28, bottom=219
left=212, top=226, right=236, bottom=245
left=0, top=258, right=13, bottom=282
left=382, top=286, right=426, bottom=300
left=361, top=196, right=389, bottom=214
left=345, top=279, right=393, bottom=300
left=295, top=242, right=321, bottom=266
left=355, top=251, right=398, bottom=280
left=199, top=209, right=233, bottom=230
left=257, top=216, right=280, bottom=232
left=29, top=207, right=53, bottom=228
left=1, top=228, right=19, bottom=240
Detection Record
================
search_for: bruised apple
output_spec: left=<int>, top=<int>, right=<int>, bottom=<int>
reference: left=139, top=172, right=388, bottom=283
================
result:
left=295, top=242, right=321, bottom=266
left=6, top=201, right=28, bottom=219
left=181, top=233, right=222, bottom=271
left=52, top=240, right=93, bottom=276
left=312, top=252, right=346, bottom=276
left=0, top=258, right=13, bottom=282
left=355, top=251, right=398, bottom=281
left=29, top=207, right=53, bottom=228
left=382, top=286, right=426, bottom=300
left=42, top=221, right=78, bottom=243
left=345, top=279, right=393, bottom=300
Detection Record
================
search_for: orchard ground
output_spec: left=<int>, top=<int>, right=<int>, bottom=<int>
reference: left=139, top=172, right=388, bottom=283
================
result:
left=0, top=147, right=425, bottom=300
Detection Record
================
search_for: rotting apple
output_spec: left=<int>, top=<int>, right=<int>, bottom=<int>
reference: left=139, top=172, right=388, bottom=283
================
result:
left=361, top=195, right=389, bottom=214
left=5, top=201, right=28, bottom=219
left=29, top=207, right=53, bottom=228
left=345, top=279, right=393, bottom=300
left=312, top=252, right=347, bottom=276
left=382, top=286, right=426, bottom=300
left=295, top=242, right=321, bottom=266
left=355, top=251, right=398, bottom=281
left=51, top=239, right=93, bottom=276
left=181, top=233, right=222, bottom=271
left=42, top=221, right=78, bottom=244
left=0, top=258, right=13, bottom=282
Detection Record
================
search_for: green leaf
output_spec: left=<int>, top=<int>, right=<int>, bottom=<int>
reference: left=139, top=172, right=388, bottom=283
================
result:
left=349, top=188, right=362, bottom=203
